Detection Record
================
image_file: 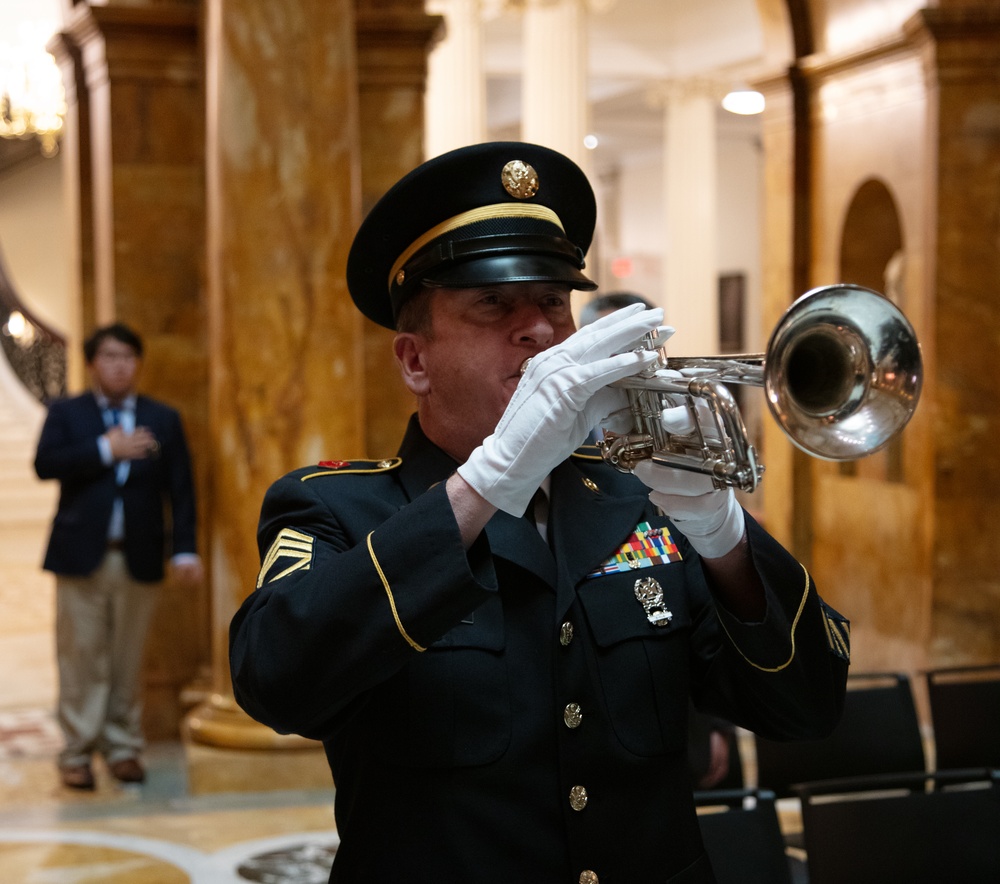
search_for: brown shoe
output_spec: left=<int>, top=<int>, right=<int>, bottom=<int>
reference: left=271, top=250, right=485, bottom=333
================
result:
left=109, top=757, right=145, bottom=783
left=60, top=763, right=96, bottom=790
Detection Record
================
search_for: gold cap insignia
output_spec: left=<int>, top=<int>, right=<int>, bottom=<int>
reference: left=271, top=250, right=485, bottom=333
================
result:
left=501, top=160, right=539, bottom=199
left=634, top=577, right=673, bottom=627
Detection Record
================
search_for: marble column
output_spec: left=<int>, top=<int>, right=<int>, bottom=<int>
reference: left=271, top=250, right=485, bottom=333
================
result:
left=659, top=81, right=720, bottom=357
left=54, top=0, right=210, bottom=740
left=754, top=69, right=802, bottom=552
left=355, top=0, right=443, bottom=459
left=521, top=0, right=588, bottom=170
left=187, top=0, right=364, bottom=748
left=424, top=0, right=486, bottom=158
left=911, top=6, right=1000, bottom=666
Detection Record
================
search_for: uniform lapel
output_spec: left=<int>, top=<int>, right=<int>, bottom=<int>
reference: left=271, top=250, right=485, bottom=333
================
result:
left=484, top=509, right=557, bottom=589
left=548, top=458, right=649, bottom=617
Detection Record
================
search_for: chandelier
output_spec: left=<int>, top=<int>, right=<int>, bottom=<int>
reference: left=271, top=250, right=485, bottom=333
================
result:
left=0, top=22, right=66, bottom=158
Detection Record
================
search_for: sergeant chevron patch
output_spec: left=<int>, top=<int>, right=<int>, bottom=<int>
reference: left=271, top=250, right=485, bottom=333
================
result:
left=823, top=607, right=851, bottom=662
left=256, top=528, right=314, bottom=588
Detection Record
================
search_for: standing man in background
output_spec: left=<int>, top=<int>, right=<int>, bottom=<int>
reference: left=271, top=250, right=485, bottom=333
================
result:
left=35, top=323, right=202, bottom=791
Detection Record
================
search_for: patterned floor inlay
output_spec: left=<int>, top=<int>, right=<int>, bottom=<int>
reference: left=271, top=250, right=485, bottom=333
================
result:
left=0, top=707, right=62, bottom=760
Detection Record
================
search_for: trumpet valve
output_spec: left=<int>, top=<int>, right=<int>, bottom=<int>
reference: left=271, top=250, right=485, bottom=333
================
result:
left=597, top=431, right=656, bottom=474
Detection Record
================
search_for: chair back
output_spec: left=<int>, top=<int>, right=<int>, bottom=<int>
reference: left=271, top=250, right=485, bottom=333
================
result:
left=926, top=664, right=1000, bottom=769
left=754, top=671, right=925, bottom=797
left=797, top=770, right=1000, bottom=884
left=694, top=788, right=793, bottom=884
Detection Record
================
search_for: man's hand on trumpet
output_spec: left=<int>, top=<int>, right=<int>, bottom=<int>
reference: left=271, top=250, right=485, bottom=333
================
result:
left=457, top=304, right=665, bottom=517
left=632, top=382, right=747, bottom=560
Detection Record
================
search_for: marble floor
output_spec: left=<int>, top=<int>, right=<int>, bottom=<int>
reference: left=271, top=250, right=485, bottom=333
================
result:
left=0, top=709, right=341, bottom=884
left=0, top=512, right=340, bottom=884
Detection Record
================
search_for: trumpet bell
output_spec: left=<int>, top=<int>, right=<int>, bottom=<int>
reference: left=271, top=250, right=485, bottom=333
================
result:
left=599, top=282, right=924, bottom=492
left=765, top=284, right=922, bottom=461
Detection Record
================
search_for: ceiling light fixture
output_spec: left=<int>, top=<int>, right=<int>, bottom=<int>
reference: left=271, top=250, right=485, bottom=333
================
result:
left=0, top=21, right=66, bottom=157
left=721, top=90, right=765, bottom=116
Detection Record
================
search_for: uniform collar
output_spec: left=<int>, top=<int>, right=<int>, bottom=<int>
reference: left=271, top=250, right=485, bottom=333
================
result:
left=395, top=415, right=558, bottom=587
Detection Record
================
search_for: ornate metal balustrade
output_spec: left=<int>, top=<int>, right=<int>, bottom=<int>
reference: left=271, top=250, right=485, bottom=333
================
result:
left=0, top=248, right=66, bottom=404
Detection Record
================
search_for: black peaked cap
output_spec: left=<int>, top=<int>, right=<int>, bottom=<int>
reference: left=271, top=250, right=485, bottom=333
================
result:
left=347, top=141, right=598, bottom=329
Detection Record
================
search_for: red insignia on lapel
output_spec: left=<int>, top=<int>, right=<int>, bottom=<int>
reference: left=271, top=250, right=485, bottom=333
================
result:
left=318, top=460, right=350, bottom=469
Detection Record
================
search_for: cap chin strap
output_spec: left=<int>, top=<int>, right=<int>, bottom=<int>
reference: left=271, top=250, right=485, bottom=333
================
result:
left=388, top=203, right=565, bottom=289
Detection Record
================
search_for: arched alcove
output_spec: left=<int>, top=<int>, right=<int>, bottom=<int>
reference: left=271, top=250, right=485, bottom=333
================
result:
left=837, top=177, right=906, bottom=482
left=839, top=177, right=904, bottom=292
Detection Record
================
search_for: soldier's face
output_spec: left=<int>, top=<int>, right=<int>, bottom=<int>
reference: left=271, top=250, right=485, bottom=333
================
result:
left=396, top=282, right=576, bottom=462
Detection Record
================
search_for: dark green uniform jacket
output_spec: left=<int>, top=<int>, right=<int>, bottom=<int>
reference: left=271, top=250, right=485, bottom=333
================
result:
left=230, top=416, right=849, bottom=884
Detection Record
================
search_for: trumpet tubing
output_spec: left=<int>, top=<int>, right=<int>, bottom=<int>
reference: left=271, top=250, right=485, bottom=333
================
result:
left=597, top=284, right=923, bottom=492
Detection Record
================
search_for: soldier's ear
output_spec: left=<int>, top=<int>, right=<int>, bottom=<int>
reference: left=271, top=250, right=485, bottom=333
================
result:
left=393, top=333, right=430, bottom=397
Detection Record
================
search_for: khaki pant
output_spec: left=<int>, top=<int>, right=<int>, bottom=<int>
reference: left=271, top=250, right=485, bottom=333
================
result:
left=55, top=550, right=160, bottom=767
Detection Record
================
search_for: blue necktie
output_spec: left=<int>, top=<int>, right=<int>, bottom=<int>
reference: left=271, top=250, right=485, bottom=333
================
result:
left=106, top=406, right=127, bottom=541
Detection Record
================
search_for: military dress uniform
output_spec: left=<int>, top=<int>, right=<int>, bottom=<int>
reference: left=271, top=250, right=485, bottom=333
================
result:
left=231, top=140, right=850, bottom=883
left=231, top=417, right=849, bottom=884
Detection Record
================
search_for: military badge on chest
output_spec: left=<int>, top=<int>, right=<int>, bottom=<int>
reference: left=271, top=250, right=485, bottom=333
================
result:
left=585, top=521, right=681, bottom=628
left=634, top=576, right=673, bottom=627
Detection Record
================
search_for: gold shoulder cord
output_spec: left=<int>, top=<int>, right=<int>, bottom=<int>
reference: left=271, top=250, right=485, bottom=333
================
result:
left=299, top=458, right=402, bottom=482
left=718, top=562, right=811, bottom=673
left=366, top=531, right=426, bottom=652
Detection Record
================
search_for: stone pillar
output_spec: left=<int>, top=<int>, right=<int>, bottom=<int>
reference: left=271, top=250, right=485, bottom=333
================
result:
left=521, top=0, right=588, bottom=170
left=659, top=81, right=720, bottom=357
left=187, top=0, right=364, bottom=748
left=46, top=33, right=86, bottom=391
left=355, top=0, right=443, bottom=458
left=911, top=6, right=1000, bottom=666
left=424, top=0, right=485, bottom=158
left=56, top=0, right=210, bottom=740
left=755, top=68, right=803, bottom=552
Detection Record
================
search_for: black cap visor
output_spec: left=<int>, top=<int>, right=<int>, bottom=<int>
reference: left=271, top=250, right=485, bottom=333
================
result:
left=390, top=234, right=596, bottom=320
left=425, top=253, right=597, bottom=291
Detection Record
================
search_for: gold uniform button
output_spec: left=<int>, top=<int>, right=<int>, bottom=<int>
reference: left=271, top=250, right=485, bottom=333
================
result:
left=564, top=702, right=583, bottom=729
left=559, top=621, right=574, bottom=646
left=579, top=872, right=599, bottom=884
left=569, top=785, right=589, bottom=811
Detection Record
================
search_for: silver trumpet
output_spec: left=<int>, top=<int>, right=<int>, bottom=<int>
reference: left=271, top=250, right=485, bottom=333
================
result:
left=597, top=284, right=923, bottom=492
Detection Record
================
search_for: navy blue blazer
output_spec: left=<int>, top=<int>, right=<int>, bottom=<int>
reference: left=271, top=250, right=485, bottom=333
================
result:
left=34, top=391, right=197, bottom=582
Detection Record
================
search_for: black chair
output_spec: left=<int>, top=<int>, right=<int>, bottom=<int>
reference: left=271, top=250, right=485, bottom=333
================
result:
left=695, top=788, right=794, bottom=884
left=796, top=769, right=1000, bottom=884
left=754, top=671, right=926, bottom=798
left=926, top=663, right=1000, bottom=770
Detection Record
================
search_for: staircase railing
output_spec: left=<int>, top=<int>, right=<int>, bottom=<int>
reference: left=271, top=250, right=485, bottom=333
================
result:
left=0, top=246, right=66, bottom=404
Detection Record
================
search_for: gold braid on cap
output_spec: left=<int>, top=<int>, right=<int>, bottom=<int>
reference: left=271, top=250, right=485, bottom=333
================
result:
left=389, top=203, right=565, bottom=291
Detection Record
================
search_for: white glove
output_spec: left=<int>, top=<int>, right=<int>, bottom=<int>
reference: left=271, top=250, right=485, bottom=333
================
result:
left=632, top=395, right=746, bottom=559
left=458, top=304, right=664, bottom=515
left=595, top=326, right=677, bottom=436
